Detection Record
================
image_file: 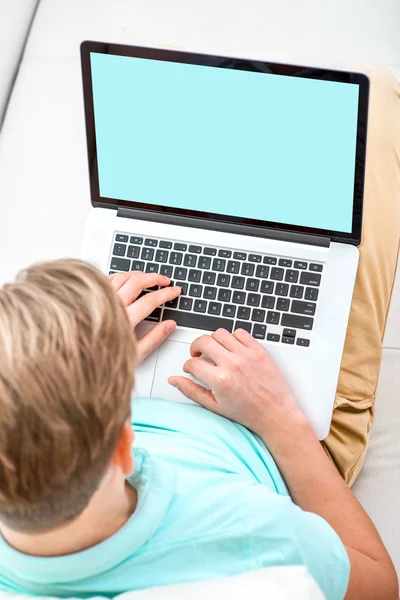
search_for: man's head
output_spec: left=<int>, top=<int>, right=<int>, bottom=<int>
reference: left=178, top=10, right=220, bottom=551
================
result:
left=0, top=259, right=136, bottom=533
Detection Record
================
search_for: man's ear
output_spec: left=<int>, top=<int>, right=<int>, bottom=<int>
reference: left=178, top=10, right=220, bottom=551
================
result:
left=112, top=421, right=134, bottom=476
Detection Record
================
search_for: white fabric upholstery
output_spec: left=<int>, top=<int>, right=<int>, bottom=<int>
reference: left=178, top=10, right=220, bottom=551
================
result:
left=0, top=0, right=39, bottom=125
left=0, top=567, right=325, bottom=600
left=0, top=0, right=399, bottom=585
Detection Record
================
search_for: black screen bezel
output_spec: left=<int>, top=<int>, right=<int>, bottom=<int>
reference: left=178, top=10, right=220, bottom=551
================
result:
left=81, top=40, right=369, bottom=246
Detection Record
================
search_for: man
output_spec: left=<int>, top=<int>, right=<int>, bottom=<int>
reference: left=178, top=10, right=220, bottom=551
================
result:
left=0, top=64, right=398, bottom=600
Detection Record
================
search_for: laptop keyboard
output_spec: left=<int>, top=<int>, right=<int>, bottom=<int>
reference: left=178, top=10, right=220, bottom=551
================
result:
left=109, top=232, right=324, bottom=348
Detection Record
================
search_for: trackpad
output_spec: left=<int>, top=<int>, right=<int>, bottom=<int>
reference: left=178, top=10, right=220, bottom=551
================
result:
left=151, top=340, right=209, bottom=405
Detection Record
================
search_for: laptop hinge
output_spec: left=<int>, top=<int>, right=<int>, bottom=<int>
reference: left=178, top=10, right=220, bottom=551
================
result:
left=117, top=207, right=331, bottom=248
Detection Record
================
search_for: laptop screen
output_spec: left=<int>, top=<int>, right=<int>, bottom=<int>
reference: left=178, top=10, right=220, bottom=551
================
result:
left=87, top=49, right=365, bottom=240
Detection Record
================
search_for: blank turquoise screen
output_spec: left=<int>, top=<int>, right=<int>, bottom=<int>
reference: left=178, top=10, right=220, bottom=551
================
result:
left=91, top=53, right=359, bottom=233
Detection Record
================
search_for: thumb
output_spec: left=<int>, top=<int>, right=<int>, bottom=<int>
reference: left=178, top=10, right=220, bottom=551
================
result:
left=136, top=320, right=176, bottom=363
left=168, top=376, right=218, bottom=413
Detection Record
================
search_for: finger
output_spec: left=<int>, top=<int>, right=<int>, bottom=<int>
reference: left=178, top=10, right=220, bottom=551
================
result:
left=127, top=286, right=181, bottom=324
left=116, top=273, right=171, bottom=305
left=183, top=356, right=218, bottom=387
left=168, top=376, right=218, bottom=413
left=233, top=327, right=262, bottom=349
left=189, top=334, right=230, bottom=364
left=105, top=273, right=117, bottom=282
left=136, top=320, right=176, bottom=362
left=211, top=328, right=244, bottom=352
left=109, top=271, right=132, bottom=291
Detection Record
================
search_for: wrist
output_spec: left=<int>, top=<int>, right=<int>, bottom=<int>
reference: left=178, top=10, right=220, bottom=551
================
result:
left=256, top=396, right=314, bottom=452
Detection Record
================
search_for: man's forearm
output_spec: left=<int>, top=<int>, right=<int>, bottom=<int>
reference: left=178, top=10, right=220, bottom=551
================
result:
left=258, top=413, right=398, bottom=599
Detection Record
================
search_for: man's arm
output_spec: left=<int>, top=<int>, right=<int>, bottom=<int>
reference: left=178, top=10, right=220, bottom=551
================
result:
left=168, top=327, right=398, bottom=600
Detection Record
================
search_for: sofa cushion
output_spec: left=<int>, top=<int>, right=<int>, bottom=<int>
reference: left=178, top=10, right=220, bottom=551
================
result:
left=0, top=0, right=39, bottom=126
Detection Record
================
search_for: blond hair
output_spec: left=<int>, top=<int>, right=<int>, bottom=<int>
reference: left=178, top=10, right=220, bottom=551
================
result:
left=0, top=259, right=136, bottom=532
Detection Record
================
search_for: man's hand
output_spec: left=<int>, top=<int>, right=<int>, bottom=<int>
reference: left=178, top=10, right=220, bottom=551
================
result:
left=107, top=271, right=181, bottom=364
left=168, top=327, right=305, bottom=437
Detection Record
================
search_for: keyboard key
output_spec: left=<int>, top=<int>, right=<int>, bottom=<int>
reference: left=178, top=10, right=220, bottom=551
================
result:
left=232, top=291, right=246, bottom=304
left=290, top=285, right=304, bottom=299
left=233, top=252, right=247, bottom=261
left=297, top=338, right=311, bottom=347
left=189, top=284, right=203, bottom=298
left=241, top=263, right=255, bottom=276
left=204, top=286, right=217, bottom=300
left=184, top=254, right=197, bottom=267
left=209, top=302, right=222, bottom=315
left=177, top=282, right=188, bottom=295
left=281, top=313, right=314, bottom=330
left=217, top=274, right=231, bottom=287
left=146, top=263, right=159, bottom=274
left=180, top=297, right=193, bottom=311
left=174, top=242, right=187, bottom=251
left=256, top=265, right=269, bottom=279
left=263, top=256, right=277, bottom=265
left=246, top=278, right=259, bottom=292
left=141, top=247, right=154, bottom=261
left=162, top=309, right=233, bottom=332
left=267, top=333, right=280, bottom=342
left=212, top=258, right=226, bottom=271
left=130, top=260, right=145, bottom=271
left=276, top=298, right=289, bottom=311
left=305, top=287, right=319, bottom=301
left=189, top=245, right=202, bottom=253
left=165, top=297, right=179, bottom=309
left=202, top=272, right=216, bottom=285
left=309, top=263, right=323, bottom=272
left=291, top=300, right=316, bottom=316
left=253, top=324, right=266, bottom=340
left=160, top=265, right=173, bottom=278
left=110, top=257, right=131, bottom=271
left=188, top=269, right=201, bottom=283
left=300, top=272, right=321, bottom=287
left=275, top=283, right=289, bottom=296
left=218, top=289, right=231, bottom=302
left=145, top=307, right=162, bottom=322
left=145, top=238, right=158, bottom=247
left=155, top=249, right=168, bottom=263
left=113, top=243, right=126, bottom=256
left=237, top=306, right=250, bottom=320
left=169, top=252, right=183, bottom=265
left=248, top=254, right=261, bottom=262
left=116, top=234, right=129, bottom=243
left=235, top=321, right=252, bottom=333
left=282, top=336, right=295, bottom=345
left=159, top=240, right=172, bottom=249
left=283, top=328, right=296, bottom=338
left=223, top=304, right=236, bottom=318
left=174, top=267, right=187, bottom=280
left=232, top=276, right=245, bottom=289
left=109, top=271, right=117, bottom=275
left=227, top=260, right=240, bottom=274
left=285, top=269, right=299, bottom=283
left=270, top=267, right=284, bottom=281
left=130, top=236, right=143, bottom=245
left=218, top=249, right=232, bottom=258
left=262, top=296, right=276, bottom=309
left=203, top=247, right=217, bottom=256
left=251, top=308, right=265, bottom=322
left=247, top=293, right=260, bottom=307
left=198, top=256, right=212, bottom=269
left=194, top=299, right=207, bottom=313
left=127, top=245, right=140, bottom=259
left=294, top=261, right=307, bottom=269
left=266, top=311, right=280, bottom=325
left=260, top=281, right=274, bottom=294
left=278, top=258, right=292, bottom=267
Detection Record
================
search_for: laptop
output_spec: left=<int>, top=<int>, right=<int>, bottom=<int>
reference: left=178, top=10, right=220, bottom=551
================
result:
left=80, top=41, right=369, bottom=440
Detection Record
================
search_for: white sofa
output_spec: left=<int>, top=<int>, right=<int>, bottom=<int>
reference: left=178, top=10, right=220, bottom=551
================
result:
left=0, top=0, right=399, bottom=595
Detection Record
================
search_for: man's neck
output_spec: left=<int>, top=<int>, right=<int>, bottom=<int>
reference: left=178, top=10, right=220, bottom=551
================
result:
left=0, top=477, right=138, bottom=557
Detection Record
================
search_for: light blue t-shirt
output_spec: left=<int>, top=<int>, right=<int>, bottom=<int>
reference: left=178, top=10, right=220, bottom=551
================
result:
left=0, top=398, right=349, bottom=599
